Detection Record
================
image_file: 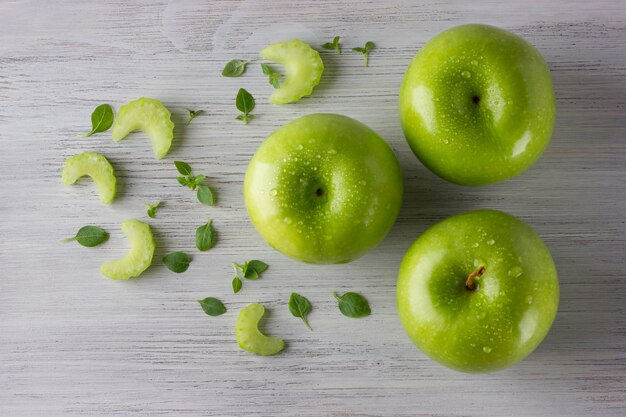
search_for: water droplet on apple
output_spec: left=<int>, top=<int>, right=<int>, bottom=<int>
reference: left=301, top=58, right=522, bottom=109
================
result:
left=283, top=217, right=292, bottom=224
left=471, top=60, right=478, bottom=66
left=525, top=295, right=533, bottom=305
left=483, top=346, right=492, bottom=353
left=443, top=139, right=449, bottom=144
left=487, top=239, right=495, bottom=245
left=296, top=144, right=303, bottom=150
left=509, top=266, right=523, bottom=278
left=270, top=188, right=278, bottom=196
left=359, top=180, right=367, bottom=186
left=462, top=70, right=471, bottom=78
left=471, top=243, right=479, bottom=248
left=328, top=149, right=337, bottom=154
left=473, top=258, right=484, bottom=267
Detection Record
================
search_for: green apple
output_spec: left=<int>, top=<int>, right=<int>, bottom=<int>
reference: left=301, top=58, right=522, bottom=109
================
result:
left=399, top=24, right=556, bottom=185
left=244, top=114, right=403, bottom=264
left=397, top=210, right=559, bottom=372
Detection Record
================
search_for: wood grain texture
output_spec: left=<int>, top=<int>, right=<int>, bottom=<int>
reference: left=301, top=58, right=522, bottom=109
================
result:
left=1, top=0, right=625, bottom=416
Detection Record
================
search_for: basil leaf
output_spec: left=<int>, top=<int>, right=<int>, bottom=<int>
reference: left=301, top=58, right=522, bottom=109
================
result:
left=186, top=109, right=204, bottom=125
left=233, top=259, right=268, bottom=281
left=260, top=64, right=282, bottom=89
left=195, top=220, right=215, bottom=251
left=288, top=292, right=312, bottom=331
left=236, top=88, right=255, bottom=116
left=247, top=260, right=268, bottom=274
left=62, top=225, right=109, bottom=247
left=260, top=63, right=272, bottom=75
left=243, top=264, right=259, bottom=280
left=193, top=175, right=206, bottom=185
left=146, top=201, right=161, bottom=218
left=174, top=161, right=192, bottom=176
left=197, top=297, right=226, bottom=316
left=163, top=251, right=191, bottom=273
left=222, top=59, right=249, bottom=77
left=232, top=276, right=242, bottom=293
left=321, top=36, right=341, bottom=54
left=176, top=176, right=190, bottom=187
left=353, top=41, right=375, bottom=67
left=83, top=104, right=114, bottom=137
left=333, top=291, right=371, bottom=318
left=197, top=185, right=215, bottom=206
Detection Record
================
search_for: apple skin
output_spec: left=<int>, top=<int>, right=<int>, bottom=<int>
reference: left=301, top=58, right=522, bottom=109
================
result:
left=244, top=114, right=403, bottom=264
left=399, top=24, right=556, bottom=185
left=397, top=210, right=559, bottom=373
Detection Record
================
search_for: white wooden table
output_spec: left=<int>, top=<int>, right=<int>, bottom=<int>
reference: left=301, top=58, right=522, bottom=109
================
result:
left=2, top=1, right=625, bottom=416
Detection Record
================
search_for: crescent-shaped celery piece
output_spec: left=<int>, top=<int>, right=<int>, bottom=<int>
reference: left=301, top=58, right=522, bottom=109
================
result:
left=61, top=151, right=117, bottom=205
left=111, top=97, right=174, bottom=159
left=236, top=303, right=285, bottom=356
left=260, top=39, right=324, bottom=104
left=100, top=219, right=155, bottom=280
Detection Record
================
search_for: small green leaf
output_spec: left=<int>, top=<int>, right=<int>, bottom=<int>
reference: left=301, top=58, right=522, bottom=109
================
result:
left=288, top=292, right=312, bottom=331
left=62, top=225, right=109, bottom=247
left=260, top=63, right=272, bottom=75
left=243, top=266, right=259, bottom=280
left=232, top=276, right=242, bottom=293
left=353, top=41, right=375, bottom=67
left=145, top=201, right=161, bottom=218
left=193, top=175, right=206, bottom=186
left=248, top=260, right=268, bottom=274
left=321, top=36, right=341, bottom=54
left=176, top=176, right=190, bottom=187
left=82, top=104, right=114, bottom=137
left=186, top=109, right=204, bottom=125
left=195, top=220, right=215, bottom=251
left=333, top=291, right=371, bottom=318
left=260, top=64, right=283, bottom=89
left=222, top=59, right=249, bottom=77
left=174, top=161, right=192, bottom=176
left=163, top=251, right=191, bottom=273
left=233, top=259, right=268, bottom=280
left=197, top=185, right=215, bottom=206
left=236, top=88, right=255, bottom=123
left=197, top=297, right=227, bottom=316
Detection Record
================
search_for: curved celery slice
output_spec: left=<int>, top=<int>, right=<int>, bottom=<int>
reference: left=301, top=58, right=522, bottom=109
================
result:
left=236, top=304, right=285, bottom=356
left=100, top=219, right=155, bottom=280
left=111, top=97, right=174, bottom=159
left=61, top=151, right=117, bottom=205
left=260, top=39, right=324, bottom=104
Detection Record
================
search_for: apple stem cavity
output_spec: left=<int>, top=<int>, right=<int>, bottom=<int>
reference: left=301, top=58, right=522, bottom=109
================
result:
left=465, top=265, right=485, bottom=291
left=472, top=95, right=480, bottom=105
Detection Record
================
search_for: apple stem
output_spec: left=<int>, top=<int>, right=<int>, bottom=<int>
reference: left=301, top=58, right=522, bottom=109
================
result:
left=466, top=266, right=485, bottom=291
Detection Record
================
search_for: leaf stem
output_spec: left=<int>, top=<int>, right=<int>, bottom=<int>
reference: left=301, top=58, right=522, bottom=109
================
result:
left=301, top=317, right=312, bottom=331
